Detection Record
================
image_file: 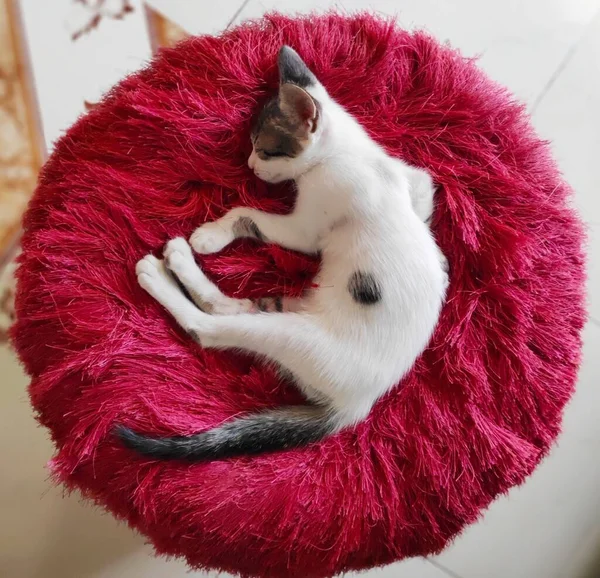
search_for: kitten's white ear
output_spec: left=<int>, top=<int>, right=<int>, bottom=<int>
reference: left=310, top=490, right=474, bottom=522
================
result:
left=279, top=83, right=318, bottom=134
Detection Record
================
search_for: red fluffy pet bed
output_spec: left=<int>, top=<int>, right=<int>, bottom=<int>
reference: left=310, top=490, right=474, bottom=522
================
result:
left=12, top=12, right=585, bottom=578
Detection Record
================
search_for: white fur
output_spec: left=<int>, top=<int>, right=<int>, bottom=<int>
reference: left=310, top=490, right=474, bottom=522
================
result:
left=138, top=76, right=448, bottom=431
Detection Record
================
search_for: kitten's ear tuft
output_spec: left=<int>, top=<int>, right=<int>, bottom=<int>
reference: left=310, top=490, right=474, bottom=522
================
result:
left=278, top=46, right=316, bottom=88
left=279, top=83, right=318, bottom=134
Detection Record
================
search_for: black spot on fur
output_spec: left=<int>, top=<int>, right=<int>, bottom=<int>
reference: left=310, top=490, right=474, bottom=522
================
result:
left=274, top=297, right=283, bottom=312
left=233, top=217, right=264, bottom=241
left=278, top=46, right=316, bottom=88
left=348, top=271, right=382, bottom=305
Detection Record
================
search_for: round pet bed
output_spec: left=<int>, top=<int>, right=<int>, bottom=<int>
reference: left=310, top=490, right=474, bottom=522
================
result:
left=12, top=12, right=586, bottom=578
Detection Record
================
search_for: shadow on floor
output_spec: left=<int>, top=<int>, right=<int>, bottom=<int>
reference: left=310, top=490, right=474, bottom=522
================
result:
left=0, top=345, right=143, bottom=578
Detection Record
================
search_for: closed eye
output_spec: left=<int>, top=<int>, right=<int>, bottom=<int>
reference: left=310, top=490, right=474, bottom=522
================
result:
left=262, top=150, right=288, bottom=158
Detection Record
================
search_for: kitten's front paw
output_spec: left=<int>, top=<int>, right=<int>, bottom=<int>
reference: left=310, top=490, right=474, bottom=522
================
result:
left=136, top=254, right=161, bottom=289
left=164, top=237, right=194, bottom=270
left=190, top=221, right=235, bottom=254
left=136, top=255, right=176, bottom=295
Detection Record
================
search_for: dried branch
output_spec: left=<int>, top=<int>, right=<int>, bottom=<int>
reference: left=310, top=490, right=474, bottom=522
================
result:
left=71, top=0, right=135, bottom=41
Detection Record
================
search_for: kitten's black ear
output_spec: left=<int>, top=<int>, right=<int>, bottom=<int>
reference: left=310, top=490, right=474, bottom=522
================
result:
left=278, top=46, right=316, bottom=88
left=279, top=83, right=318, bottom=134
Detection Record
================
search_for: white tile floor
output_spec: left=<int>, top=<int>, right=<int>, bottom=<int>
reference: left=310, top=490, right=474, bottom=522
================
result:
left=2, top=1, right=600, bottom=577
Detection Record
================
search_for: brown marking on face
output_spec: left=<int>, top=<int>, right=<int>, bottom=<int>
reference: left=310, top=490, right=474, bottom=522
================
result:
left=250, top=49, right=320, bottom=169
left=251, top=97, right=305, bottom=160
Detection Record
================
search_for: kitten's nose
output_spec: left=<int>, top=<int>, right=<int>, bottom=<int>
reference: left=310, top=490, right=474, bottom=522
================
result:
left=248, top=153, right=256, bottom=170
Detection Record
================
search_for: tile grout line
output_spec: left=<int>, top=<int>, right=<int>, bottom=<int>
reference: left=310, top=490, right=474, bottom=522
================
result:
left=590, top=317, right=600, bottom=328
left=226, top=0, right=252, bottom=29
left=531, top=6, right=600, bottom=114
left=426, top=558, right=466, bottom=578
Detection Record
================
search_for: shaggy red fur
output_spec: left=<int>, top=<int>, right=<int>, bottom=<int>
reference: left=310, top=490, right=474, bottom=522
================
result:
left=11, top=12, right=586, bottom=578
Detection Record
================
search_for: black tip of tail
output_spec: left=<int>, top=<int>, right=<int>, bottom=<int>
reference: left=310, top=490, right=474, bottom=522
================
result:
left=115, top=425, right=191, bottom=460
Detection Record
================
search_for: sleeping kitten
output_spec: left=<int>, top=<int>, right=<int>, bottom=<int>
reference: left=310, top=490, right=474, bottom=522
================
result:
left=118, top=46, right=448, bottom=461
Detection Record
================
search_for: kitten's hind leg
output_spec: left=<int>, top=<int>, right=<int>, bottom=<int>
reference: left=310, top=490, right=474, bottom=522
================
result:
left=137, top=262, right=351, bottom=412
left=165, top=237, right=305, bottom=315
left=193, top=311, right=340, bottom=402
left=164, top=237, right=254, bottom=315
left=137, top=256, right=325, bottom=375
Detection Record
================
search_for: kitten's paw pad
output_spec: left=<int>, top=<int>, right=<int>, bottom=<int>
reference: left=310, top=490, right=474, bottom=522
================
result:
left=212, top=297, right=255, bottom=315
left=164, top=237, right=194, bottom=270
left=190, top=222, right=234, bottom=254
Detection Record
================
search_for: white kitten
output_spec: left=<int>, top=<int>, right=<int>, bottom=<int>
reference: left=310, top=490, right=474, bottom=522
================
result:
left=118, top=46, right=448, bottom=461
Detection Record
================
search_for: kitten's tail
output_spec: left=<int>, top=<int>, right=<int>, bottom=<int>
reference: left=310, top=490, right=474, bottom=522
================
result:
left=115, top=405, right=335, bottom=461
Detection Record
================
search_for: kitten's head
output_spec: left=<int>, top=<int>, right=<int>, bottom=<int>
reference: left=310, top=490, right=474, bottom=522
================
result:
left=249, top=46, right=323, bottom=183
